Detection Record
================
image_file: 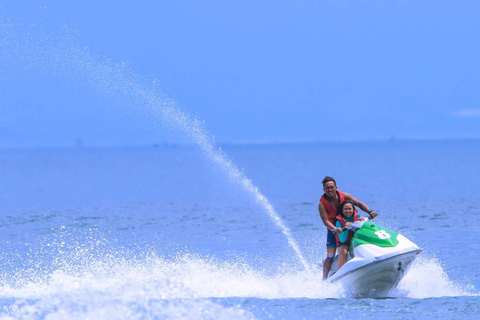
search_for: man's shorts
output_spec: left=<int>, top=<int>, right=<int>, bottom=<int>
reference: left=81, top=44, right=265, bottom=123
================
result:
left=326, top=229, right=337, bottom=258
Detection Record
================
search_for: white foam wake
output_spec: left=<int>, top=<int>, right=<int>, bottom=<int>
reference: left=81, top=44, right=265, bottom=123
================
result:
left=0, top=253, right=335, bottom=301
left=0, top=252, right=335, bottom=319
left=397, top=256, right=477, bottom=298
left=1, top=245, right=478, bottom=319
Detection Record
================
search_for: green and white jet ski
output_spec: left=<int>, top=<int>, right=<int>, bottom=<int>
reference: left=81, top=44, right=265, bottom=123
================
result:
left=327, top=219, right=422, bottom=298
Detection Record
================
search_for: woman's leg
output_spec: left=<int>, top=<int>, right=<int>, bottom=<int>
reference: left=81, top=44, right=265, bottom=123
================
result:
left=337, top=245, right=348, bottom=269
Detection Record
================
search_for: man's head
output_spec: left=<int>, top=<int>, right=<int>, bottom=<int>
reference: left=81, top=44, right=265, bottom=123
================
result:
left=322, top=176, right=336, bottom=187
left=322, top=176, right=337, bottom=197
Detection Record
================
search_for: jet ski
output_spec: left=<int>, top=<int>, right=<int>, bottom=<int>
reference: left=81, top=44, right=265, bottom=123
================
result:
left=327, top=219, right=422, bottom=298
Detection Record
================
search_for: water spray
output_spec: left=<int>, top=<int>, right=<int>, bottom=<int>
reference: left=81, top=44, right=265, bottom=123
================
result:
left=0, top=14, right=311, bottom=272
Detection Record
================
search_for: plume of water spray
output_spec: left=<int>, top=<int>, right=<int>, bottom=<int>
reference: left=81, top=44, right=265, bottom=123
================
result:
left=137, top=88, right=311, bottom=272
left=0, top=15, right=311, bottom=271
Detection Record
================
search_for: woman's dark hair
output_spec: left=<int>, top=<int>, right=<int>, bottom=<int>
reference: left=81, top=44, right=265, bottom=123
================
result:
left=337, top=200, right=355, bottom=217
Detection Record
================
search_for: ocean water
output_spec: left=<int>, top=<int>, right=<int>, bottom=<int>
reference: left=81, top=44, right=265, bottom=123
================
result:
left=0, top=140, right=479, bottom=319
left=1, top=10, right=479, bottom=320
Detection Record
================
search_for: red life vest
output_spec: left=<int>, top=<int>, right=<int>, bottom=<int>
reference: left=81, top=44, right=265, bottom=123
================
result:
left=320, top=190, right=345, bottom=224
left=335, top=210, right=359, bottom=246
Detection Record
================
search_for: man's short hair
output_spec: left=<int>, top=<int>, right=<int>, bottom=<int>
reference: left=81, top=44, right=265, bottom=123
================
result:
left=322, top=176, right=336, bottom=187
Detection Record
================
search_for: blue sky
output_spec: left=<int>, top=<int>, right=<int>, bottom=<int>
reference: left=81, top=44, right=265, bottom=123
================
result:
left=1, top=1, right=480, bottom=147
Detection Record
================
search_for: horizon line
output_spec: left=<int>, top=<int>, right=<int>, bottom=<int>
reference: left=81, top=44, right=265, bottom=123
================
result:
left=1, top=136, right=479, bottom=150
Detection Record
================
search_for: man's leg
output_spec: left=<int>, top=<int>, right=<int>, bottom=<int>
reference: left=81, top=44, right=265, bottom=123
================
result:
left=323, top=257, right=333, bottom=280
left=323, top=231, right=337, bottom=280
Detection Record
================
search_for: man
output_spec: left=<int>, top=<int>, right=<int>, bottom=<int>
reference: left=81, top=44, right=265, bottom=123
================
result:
left=318, top=176, right=378, bottom=280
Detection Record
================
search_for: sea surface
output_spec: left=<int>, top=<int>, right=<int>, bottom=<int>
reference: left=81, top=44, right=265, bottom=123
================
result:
left=0, top=140, right=479, bottom=319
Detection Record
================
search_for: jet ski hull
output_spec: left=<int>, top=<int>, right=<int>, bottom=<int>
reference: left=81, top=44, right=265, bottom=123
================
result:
left=330, top=249, right=421, bottom=298
left=326, top=221, right=422, bottom=298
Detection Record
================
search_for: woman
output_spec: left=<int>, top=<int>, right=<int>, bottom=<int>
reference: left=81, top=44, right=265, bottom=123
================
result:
left=335, top=200, right=366, bottom=270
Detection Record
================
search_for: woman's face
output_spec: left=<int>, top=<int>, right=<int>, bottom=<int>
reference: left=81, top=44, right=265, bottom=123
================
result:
left=342, top=203, right=354, bottom=218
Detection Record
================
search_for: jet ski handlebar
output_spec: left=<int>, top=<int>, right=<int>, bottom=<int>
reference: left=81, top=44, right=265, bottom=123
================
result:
left=339, top=218, right=370, bottom=232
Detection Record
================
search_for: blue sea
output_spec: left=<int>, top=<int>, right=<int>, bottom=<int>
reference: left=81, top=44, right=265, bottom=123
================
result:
left=0, top=140, right=479, bottom=319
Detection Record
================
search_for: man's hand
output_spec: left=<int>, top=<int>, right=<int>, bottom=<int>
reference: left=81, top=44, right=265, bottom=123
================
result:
left=333, top=227, right=343, bottom=233
left=369, top=211, right=378, bottom=219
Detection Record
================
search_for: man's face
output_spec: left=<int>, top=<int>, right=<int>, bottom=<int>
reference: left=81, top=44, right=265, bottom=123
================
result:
left=323, top=181, right=337, bottom=197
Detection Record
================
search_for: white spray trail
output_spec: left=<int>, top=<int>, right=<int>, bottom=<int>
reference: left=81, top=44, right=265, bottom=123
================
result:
left=138, top=88, right=312, bottom=272
left=0, top=18, right=311, bottom=272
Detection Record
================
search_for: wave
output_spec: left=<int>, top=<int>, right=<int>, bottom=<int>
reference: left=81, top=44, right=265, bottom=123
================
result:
left=1, top=247, right=476, bottom=298
left=396, top=256, right=477, bottom=298
left=0, top=250, right=332, bottom=319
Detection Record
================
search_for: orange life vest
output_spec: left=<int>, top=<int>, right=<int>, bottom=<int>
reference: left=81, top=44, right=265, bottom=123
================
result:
left=320, top=190, right=345, bottom=224
left=335, top=210, right=359, bottom=246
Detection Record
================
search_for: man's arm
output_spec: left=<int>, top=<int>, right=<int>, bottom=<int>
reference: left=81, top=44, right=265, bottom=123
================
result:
left=318, top=202, right=342, bottom=232
left=343, top=192, right=378, bottom=218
